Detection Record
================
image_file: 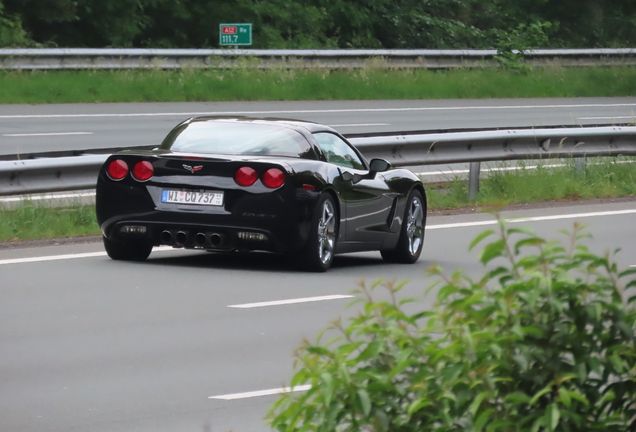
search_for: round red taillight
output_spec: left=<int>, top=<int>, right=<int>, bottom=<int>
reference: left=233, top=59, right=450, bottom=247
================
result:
left=234, top=167, right=258, bottom=187
left=107, top=159, right=128, bottom=180
left=132, top=161, right=154, bottom=181
left=262, top=168, right=285, bottom=188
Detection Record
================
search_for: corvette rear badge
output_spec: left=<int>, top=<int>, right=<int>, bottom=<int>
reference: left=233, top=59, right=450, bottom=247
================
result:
left=183, top=164, right=203, bottom=173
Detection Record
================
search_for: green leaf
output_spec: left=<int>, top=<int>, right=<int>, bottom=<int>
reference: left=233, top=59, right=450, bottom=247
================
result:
left=575, top=363, right=587, bottom=384
left=505, top=391, right=531, bottom=405
left=506, top=226, right=536, bottom=236
left=545, top=404, right=560, bottom=431
left=468, top=391, right=488, bottom=415
left=558, top=387, right=571, bottom=408
left=489, top=343, right=503, bottom=359
left=610, top=354, right=624, bottom=373
left=357, top=389, right=371, bottom=417
left=407, top=397, right=431, bottom=415
left=470, top=230, right=495, bottom=251
left=616, top=321, right=634, bottom=341
left=530, top=416, right=544, bottom=432
left=514, top=237, right=546, bottom=253
left=513, top=354, right=529, bottom=371
left=618, top=268, right=636, bottom=278
left=521, top=325, right=545, bottom=338
left=480, top=239, right=506, bottom=264
left=529, top=386, right=551, bottom=405
left=320, top=373, right=335, bottom=406
left=442, top=363, right=463, bottom=384
left=356, top=341, right=382, bottom=362
left=474, top=408, right=494, bottom=432
left=567, top=390, right=589, bottom=406
left=374, top=409, right=389, bottom=432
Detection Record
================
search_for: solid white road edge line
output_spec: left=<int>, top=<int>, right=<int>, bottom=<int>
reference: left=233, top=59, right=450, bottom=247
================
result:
left=2, top=103, right=636, bottom=119
left=416, top=164, right=561, bottom=177
left=0, top=246, right=173, bottom=266
left=0, top=192, right=96, bottom=203
left=578, top=116, right=635, bottom=120
left=228, top=294, right=354, bottom=309
left=209, top=384, right=312, bottom=400
left=416, top=160, right=634, bottom=177
left=2, top=132, right=94, bottom=137
left=2, top=209, right=635, bottom=265
left=427, top=209, right=636, bottom=230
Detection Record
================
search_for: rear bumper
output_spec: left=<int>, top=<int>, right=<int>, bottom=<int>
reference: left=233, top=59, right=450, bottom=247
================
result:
left=108, top=218, right=298, bottom=253
left=96, top=181, right=316, bottom=254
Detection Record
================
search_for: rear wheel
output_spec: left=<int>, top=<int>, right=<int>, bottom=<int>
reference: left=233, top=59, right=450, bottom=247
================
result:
left=296, top=193, right=338, bottom=272
left=381, top=189, right=425, bottom=264
left=103, top=236, right=153, bottom=261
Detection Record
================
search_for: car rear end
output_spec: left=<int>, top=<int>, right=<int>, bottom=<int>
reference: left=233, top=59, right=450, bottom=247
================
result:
left=96, top=151, right=310, bottom=253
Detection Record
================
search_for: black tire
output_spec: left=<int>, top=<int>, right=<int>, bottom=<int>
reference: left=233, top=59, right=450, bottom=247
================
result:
left=381, top=189, right=426, bottom=264
left=296, top=193, right=339, bottom=272
left=103, top=236, right=153, bottom=261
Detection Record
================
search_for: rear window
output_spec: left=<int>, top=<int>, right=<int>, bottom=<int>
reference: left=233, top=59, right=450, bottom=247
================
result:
left=160, top=121, right=316, bottom=159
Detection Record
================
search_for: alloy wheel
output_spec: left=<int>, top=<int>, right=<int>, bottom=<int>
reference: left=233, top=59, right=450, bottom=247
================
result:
left=317, top=199, right=336, bottom=264
left=406, top=196, right=424, bottom=256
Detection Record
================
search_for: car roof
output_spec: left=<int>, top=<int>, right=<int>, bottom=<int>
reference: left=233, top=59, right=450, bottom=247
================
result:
left=186, top=116, right=339, bottom=135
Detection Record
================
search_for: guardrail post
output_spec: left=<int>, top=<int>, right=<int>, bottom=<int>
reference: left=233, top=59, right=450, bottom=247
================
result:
left=575, top=157, right=587, bottom=174
left=468, top=162, right=481, bottom=201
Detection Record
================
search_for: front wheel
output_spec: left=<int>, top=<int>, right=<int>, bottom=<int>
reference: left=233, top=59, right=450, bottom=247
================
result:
left=296, top=193, right=338, bottom=272
left=381, top=189, right=425, bottom=264
left=103, top=236, right=153, bottom=261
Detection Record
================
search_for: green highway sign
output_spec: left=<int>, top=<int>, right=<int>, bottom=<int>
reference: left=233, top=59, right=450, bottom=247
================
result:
left=219, top=23, right=252, bottom=46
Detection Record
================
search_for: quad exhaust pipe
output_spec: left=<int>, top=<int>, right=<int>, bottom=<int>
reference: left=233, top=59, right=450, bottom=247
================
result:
left=194, top=233, right=207, bottom=247
left=175, top=231, right=188, bottom=246
left=210, top=233, right=225, bottom=248
left=159, top=230, right=226, bottom=248
left=160, top=230, right=173, bottom=244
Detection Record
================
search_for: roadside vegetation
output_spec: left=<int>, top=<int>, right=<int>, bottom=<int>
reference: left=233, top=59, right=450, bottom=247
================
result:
left=0, top=65, right=635, bottom=104
left=427, top=157, right=636, bottom=210
left=0, top=157, right=634, bottom=242
left=1, top=0, right=634, bottom=50
left=0, top=204, right=98, bottom=242
left=268, top=219, right=636, bottom=431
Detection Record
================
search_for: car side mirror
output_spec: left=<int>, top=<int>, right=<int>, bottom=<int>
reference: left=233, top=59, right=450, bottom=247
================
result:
left=369, top=158, right=391, bottom=173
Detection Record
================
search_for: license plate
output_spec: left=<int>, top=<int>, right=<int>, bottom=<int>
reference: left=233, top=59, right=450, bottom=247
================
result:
left=161, top=190, right=224, bottom=206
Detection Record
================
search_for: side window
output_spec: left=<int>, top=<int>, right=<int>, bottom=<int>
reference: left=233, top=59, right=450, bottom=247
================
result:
left=313, top=133, right=366, bottom=170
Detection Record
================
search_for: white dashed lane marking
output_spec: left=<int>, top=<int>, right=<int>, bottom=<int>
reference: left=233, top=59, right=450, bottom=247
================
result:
left=209, top=385, right=312, bottom=400
left=2, top=132, right=94, bottom=137
left=2, top=102, right=636, bottom=119
left=228, top=294, right=354, bottom=309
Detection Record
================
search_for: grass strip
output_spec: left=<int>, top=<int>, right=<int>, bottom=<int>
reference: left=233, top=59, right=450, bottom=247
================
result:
left=0, top=204, right=100, bottom=242
left=1, top=157, right=634, bottom=242
left=427, top=157, right=636, bottom=209
left=1, top=65, right=635, bottom=104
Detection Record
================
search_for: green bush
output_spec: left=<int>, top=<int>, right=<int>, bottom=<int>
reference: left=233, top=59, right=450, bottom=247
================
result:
left=269, top=220, right=636, bottom=432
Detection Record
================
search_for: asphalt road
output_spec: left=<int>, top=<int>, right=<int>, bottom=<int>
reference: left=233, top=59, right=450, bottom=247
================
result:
left=1, top=97, right=636, bottom=155
left=2, top=200, right=636, bottom=432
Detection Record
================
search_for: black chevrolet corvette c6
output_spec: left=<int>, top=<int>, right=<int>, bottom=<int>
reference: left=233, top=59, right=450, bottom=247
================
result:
left=96, top=117, right=426, bottom=271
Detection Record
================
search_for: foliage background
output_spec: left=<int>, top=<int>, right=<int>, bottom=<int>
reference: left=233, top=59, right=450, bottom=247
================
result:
left=269, top=221, right=636, bottom=431
left=1, top=0, right=635, bottom=49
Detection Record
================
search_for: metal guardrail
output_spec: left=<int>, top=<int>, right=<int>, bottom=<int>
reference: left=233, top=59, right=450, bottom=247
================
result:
left=352, top=126, right=636, bottom=165
left=1, top=126, right=636, bottom=197
left=0, top=155, right=108, bottom=196
left=1, top=48, right=636, bottom=69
